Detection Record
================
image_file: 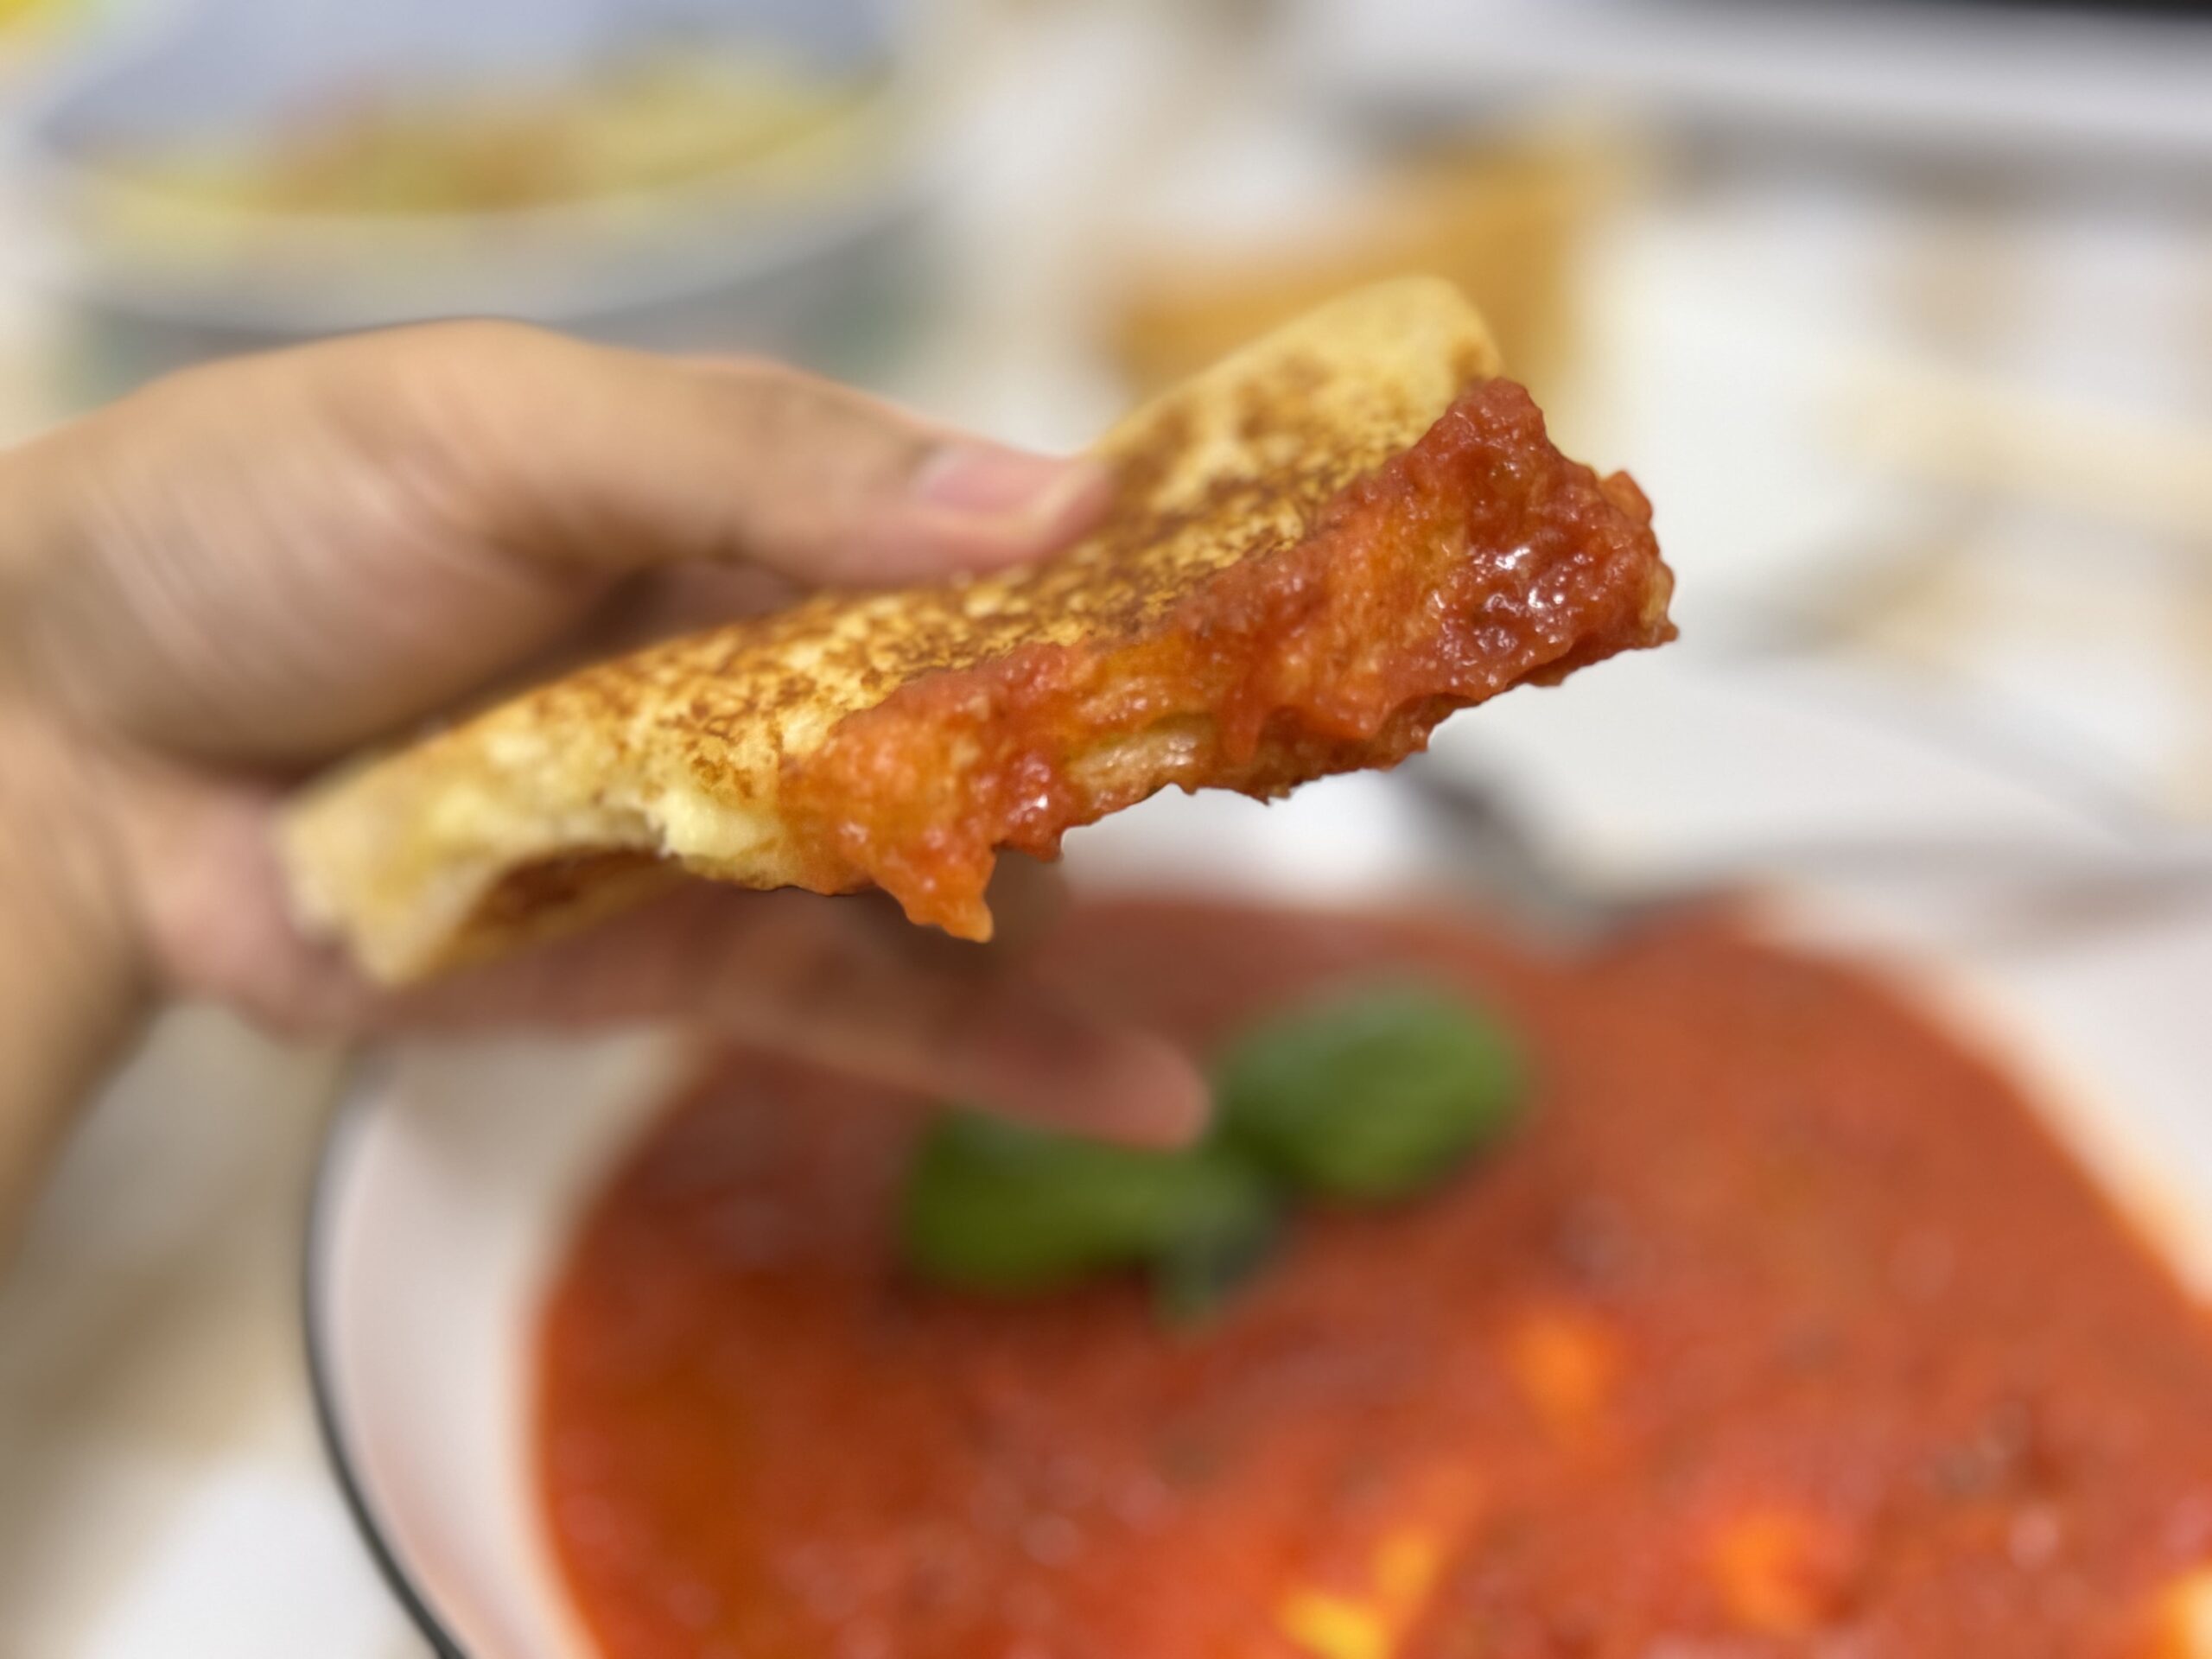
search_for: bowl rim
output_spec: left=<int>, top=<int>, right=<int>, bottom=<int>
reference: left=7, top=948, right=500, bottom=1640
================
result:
left=298, top=658, right=2186, bottom=1659
left=301, top=1052, right=471, bottom=1659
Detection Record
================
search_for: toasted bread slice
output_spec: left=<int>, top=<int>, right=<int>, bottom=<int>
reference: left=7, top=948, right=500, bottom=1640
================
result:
left=283, top=278, right=1673, bottom=982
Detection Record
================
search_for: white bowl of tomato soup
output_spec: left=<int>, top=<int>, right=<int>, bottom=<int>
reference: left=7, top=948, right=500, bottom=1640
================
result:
left=306, top=655, right=2212, bottom=1659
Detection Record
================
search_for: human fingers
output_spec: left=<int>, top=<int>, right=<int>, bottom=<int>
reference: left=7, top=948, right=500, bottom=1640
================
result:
left=117, top=775, right=1203, bottom=1148
left=347, top=323, right=1110, bottom=588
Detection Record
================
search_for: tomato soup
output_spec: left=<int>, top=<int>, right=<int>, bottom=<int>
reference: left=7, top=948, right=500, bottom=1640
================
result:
left=538, top=901, right=2212, bottom=1657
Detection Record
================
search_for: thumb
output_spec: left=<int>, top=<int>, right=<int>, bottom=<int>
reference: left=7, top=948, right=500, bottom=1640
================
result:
left=3, top=321, right=1109, bottom=766
left=429, top=327, right=1112, bottom=588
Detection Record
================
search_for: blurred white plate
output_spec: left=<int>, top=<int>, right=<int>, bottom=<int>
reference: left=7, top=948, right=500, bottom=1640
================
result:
left=306, top=655, right=2212, bottom=1656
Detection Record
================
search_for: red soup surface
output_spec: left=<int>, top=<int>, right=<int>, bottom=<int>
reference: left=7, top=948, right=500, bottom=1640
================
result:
left=537, top=900, right=2212, bottom=1659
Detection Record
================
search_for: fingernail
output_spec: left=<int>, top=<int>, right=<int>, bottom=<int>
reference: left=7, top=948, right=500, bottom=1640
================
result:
left=913, top=445, right=1098, bottom=519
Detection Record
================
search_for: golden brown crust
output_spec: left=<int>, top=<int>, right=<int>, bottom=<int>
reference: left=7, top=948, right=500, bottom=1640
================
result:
left=781, top=378, right=1672, bottom=938
left=280, top=279, right=1672, bottom=982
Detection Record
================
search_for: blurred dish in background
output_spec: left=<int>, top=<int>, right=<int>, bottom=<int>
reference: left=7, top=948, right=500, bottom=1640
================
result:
left=85, top=47, right=880, bottom=219
left=10, top=0, right=957, bottom=402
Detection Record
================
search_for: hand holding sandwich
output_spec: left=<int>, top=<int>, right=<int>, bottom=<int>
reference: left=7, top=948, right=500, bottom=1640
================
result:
left=0, top=324, right=1206, bottom=1252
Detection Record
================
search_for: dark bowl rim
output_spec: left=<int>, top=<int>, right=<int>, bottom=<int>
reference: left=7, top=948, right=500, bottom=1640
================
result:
left=302, top=1052, right=471, bottom=1659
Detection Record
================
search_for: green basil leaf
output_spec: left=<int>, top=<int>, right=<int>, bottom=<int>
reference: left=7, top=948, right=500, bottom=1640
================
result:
left=902, top=1109, right=1278, bottom=1297
left=1215, top=980, right=1526, bottom=1202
